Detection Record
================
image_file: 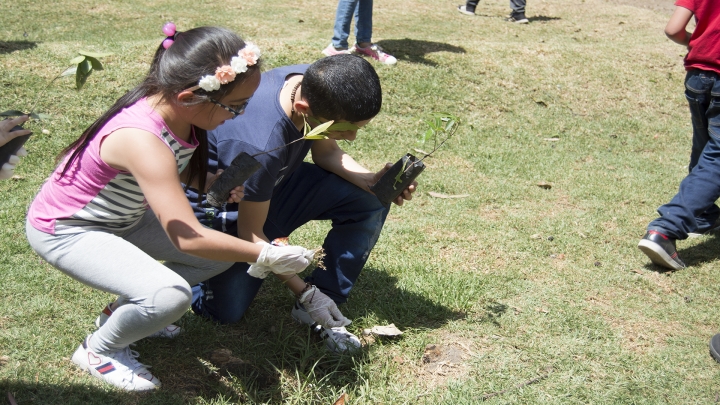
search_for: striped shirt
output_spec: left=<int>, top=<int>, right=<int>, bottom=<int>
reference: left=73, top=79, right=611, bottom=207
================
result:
left=27, top=98, right=198, bottom=235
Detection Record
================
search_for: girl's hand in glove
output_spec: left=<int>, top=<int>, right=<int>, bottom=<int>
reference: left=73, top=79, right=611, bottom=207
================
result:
left=299, top=285, right=351, bottom=328
left=247, top=242, right=315, bottom=278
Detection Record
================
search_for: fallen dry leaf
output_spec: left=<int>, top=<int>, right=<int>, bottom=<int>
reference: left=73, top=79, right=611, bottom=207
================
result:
left=537, top=182, right=552, bottom=189
left=428, top=192, right=470, bottom=199
left=333, top=393, right=348, bottom=405
left=543, top=137, right=559, bottom=141
left=370, top=324, right=403, bottom=336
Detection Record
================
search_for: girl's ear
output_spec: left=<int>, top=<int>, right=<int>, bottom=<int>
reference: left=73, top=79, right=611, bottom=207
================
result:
left=176, top=90, right=197, bottom=104
left=294, top=99, right=312, bottom=116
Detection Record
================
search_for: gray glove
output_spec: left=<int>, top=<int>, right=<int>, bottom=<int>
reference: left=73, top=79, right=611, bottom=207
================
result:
left=299, top=285, right=351, bottom=328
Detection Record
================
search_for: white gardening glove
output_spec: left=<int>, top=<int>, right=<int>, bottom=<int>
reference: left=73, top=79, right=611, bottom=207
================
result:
left=0, top=148, right=26, bottom=180
left=299, top=285, right=351, bottom=328
left=246, top=264, right=272, bottom=279
left=246, top=242, right=314, bottom=279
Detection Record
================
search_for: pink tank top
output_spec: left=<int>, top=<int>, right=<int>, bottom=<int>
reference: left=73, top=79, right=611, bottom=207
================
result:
left=27, top=98, right=198, bottom=235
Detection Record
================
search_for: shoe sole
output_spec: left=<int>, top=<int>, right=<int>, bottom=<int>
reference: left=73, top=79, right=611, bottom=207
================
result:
left=637, top=239, right=684, bottom=270
left=710, top=334, right=720, bottom=363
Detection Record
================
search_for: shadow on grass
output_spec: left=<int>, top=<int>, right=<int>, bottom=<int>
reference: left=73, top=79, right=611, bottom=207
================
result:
left=3, top=267, right=470, bottom=404
left=0, top=41, right=38, bottom=55
left=155, top=266, right=468, bottom=402
left=375, top=39, right=465, bottom=66
left=1, top=380, right=165, bottom=405
left=530, top=15, right=561, bottom=23
left=347, top=266, right=468, bottom=329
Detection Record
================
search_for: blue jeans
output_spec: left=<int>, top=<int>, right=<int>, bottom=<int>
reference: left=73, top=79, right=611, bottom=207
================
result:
left=465, top=0, right=525, bottom=14
left=191, top=163, right=390, bottom=324
left=331, top=0, right=373, bottom=49
left=648, top=69, right=720, bottom=239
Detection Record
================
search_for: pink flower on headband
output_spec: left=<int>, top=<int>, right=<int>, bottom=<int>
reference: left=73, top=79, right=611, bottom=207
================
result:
left=239, top=43, right=261, bottom=65
left=215, top=66, right=236, bottom=84
left=186, top=42, right=262, bottom=93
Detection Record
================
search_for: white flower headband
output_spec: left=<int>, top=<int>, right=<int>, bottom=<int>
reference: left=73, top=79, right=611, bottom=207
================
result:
left=184, top=42, right=261, bottom=93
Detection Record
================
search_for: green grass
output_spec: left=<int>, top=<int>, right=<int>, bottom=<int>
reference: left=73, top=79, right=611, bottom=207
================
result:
left=2, top=0, right=720, bottom=403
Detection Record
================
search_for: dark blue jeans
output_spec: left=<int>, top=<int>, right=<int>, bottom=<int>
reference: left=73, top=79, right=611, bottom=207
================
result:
left=648, top=69, right=720, bottom=239
left=465, top=0, right=525, bottom=14
left=191, top=163, right=390, bottom=324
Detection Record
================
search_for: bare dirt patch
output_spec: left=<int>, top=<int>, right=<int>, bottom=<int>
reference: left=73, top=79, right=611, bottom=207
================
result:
left=416, top=333, right=476, bottom=389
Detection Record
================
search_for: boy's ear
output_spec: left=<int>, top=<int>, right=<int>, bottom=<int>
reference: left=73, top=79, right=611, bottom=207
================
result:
left=294, top=99, right=312, bottom=116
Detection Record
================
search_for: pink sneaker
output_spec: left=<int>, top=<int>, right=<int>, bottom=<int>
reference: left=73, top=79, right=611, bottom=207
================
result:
left=352, top=43, right=397, bottom=65
left=322, top=44, right=351, bottom=57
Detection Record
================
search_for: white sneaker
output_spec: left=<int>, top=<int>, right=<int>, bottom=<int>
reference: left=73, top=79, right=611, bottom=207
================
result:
left=351, top=43, right=397, bottom=65
left=71, top=336, right=161, bottom=391
left=95, top=303, right=182, bottom=339
left=322, top=44, right=351, bottom=57
left=291, top=301, right=361, bottom=353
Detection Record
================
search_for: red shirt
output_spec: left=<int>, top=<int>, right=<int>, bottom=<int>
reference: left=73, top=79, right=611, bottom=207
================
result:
left=675, top=0, right=720, bottom=74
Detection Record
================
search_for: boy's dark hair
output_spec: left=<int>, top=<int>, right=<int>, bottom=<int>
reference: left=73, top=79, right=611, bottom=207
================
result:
left=301, top=54, right=382, bottom=123
left=58, top=26, right=260, bottom=195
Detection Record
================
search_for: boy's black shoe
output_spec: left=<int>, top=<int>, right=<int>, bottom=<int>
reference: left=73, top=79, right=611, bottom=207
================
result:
left=637, top=231, right=686, bottom=270
left=505, top=12, right=529, bottom=23
left=710, top=334, right=720, bottom=363
left=457, top=5, right=475, bottom=15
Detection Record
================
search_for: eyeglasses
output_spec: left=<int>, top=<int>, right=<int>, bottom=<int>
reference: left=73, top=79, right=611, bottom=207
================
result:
left=208, top=98, right=250, bottom=117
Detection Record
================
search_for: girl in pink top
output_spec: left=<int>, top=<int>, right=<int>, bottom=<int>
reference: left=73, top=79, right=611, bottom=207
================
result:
left=25, top=25, right=315, bottom=391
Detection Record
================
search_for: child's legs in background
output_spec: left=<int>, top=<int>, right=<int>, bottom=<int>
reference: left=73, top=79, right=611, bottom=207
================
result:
left=686, top=69, right=718, bottom=171
left=648, top=71, right=720, bottom=237
left=332, top=0, right=360, bottom=49
left=465, top=0, right=480, bottom=13
left=354, top=0, right=373, bottom=46
left=510, top=0, right=526, bottom=14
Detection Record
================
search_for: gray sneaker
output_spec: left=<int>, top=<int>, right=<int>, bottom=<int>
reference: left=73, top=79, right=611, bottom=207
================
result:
left=291, top=301, right=361, bottom=353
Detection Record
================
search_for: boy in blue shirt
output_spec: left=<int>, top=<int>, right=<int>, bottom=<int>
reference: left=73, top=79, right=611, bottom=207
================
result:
left=188, top=54, right=416, bottom=352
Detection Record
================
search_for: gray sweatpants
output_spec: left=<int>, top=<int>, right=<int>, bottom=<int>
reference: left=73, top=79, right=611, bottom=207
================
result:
left=26, top=210, right=232, bottom=354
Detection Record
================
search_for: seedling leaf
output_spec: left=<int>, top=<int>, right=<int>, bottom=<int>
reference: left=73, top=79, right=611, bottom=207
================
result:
left=78, top=50, right=113, bottom=58
left=326, top=122, right=359, bottom=132
left=76, top=59, right=93, bottom=89
left=304, top=120, right=334, bottom=139
left=85, top=56, right=103, bottom=71
left=0, top=110, right=27, bottom=117
left=60, top=66, right=77, bottom=77
left=69, top=55, right=86, bottom=65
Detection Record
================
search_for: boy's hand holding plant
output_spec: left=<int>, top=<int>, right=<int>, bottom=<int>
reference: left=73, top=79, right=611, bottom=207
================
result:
left=369, top=112, right=459, bottom=205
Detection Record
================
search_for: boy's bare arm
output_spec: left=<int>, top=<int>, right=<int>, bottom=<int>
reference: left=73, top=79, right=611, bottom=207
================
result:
left=665, top=6, right=693, bottom=46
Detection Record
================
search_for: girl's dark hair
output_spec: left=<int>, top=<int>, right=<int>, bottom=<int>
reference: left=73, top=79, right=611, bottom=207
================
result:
left=58, top=26, right=261, bottom=197
left=301, top=54, right=382, bottom=122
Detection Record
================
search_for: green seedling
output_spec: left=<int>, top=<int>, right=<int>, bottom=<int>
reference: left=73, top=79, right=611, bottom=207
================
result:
left=392, top=112, right=460, bottom=189
left=252, top=116, right=359, bottom=157
left=1, top=50, right=112, bottom=120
